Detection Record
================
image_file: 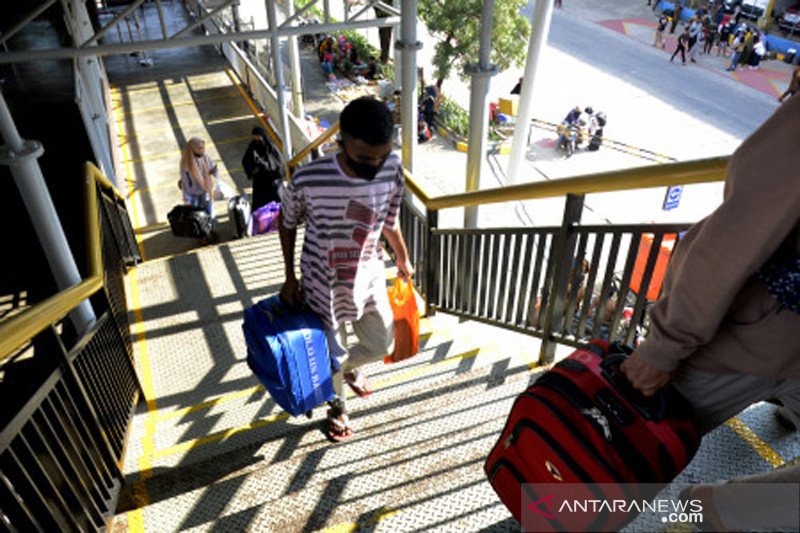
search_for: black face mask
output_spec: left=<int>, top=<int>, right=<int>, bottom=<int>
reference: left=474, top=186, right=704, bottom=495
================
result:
left=340, top=142, right=385, bottom=180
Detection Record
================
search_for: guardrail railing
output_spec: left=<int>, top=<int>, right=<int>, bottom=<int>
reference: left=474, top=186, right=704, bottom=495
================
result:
left=0, top=163, right=142, bottom=531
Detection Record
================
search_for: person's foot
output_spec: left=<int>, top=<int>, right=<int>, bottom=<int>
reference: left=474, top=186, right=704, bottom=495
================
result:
left=325, top=398, right=354, bottom=442
left=344, top=369, right=373, bottom=398
left=691, top=58, right=697, bottom=63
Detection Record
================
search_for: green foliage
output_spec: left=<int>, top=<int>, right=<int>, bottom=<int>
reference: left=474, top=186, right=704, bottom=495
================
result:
left=340, top=30, right=395, bottom=80
left=294, top=0, right=395, bottom=80
left=437, top=97, right=470, bottom=138
left=419, top=0, right=530, bottom=89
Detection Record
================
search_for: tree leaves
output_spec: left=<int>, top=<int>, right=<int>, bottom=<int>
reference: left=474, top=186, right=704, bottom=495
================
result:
left=419, top=0, right=531, bottom=89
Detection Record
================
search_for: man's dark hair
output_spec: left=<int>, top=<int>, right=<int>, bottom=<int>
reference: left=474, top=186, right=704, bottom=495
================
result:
left=340, top=96, right=393, bottom=145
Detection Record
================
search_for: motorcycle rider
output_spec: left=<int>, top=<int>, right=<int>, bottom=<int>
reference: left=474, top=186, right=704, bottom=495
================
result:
left=557, top=106, right=582, bottom=153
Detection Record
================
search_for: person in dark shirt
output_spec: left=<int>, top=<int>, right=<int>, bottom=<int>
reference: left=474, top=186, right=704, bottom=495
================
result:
left=242, top=126, right=283, bottom=209
left=670, top=27, right=690, bottom=64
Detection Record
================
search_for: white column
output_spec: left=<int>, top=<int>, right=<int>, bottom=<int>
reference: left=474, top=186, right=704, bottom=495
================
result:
left=506, top=0, right=555, bottom=185
left=0, top=91, right=95, bottom=333
left=287, top=0, right=305, bottom=118
left=463, top=0, right=498, bottom=228
left=399, top=0, right=420, bottom=173
left=265, top=0, right=293, bottom=159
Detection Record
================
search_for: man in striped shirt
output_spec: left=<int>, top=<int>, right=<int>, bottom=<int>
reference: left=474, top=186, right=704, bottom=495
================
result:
left=279, top=97, right=413, bottom=441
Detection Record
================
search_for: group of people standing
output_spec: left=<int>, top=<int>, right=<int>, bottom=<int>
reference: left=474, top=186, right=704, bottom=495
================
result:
left=661, top=11, right=766, bottom=70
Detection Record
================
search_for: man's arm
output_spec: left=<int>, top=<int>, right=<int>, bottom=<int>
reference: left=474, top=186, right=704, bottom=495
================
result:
left=382, top=225, right=414, bottom=279
left=622, top=95, right=800, bottom=395
left=278, top=210, right=302, bottom=307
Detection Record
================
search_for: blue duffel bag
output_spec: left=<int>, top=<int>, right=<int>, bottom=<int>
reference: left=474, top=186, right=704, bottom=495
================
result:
left=242, top=295, right=336, bottom=416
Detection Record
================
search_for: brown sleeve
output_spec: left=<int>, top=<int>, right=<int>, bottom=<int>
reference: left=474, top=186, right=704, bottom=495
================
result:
left=635, top=95, right=800, bottom=371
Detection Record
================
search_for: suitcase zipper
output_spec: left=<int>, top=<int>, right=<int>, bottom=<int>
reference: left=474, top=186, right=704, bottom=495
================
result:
left=533, top=373, right=658, bottom=481
left=511, top=393, right=624, bottom=483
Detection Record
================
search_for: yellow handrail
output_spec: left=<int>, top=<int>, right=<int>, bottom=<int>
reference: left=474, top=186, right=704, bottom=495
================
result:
left=286, top=121, right=340, bottom=173
left=0, top=163, right=115, bottom=363
left=424, top=156, right=729, bottom=211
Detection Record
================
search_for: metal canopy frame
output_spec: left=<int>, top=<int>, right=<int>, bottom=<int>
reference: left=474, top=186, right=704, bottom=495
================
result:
left=0, top=0, right=399, bottom=64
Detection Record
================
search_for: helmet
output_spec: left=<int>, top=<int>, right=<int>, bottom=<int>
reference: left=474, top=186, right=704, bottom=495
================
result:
left=585, top=107, right=594, bottom=114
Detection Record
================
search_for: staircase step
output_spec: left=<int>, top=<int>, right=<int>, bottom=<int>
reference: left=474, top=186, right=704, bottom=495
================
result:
left=115, top=350, right=543, bottom=531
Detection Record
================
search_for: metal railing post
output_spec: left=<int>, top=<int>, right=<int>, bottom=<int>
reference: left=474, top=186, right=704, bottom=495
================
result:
left=538, top=193, right=584, bottom=364
left=424, top=208, right=439, bottom=316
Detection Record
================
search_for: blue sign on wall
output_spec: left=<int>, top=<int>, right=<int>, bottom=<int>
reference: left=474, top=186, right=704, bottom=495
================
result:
left=663, top=185, right=683, bottom=211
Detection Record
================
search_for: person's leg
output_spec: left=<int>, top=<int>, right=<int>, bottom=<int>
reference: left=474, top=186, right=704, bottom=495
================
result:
left=341, top=310, right=394, bottom=374
left=324, top=323, right=349, bottom=407
left=670, top=367, right=776, bottom=435
left=677, top=374, right=800, bottom=529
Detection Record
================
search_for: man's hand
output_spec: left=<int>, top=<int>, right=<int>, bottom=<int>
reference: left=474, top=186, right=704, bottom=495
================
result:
left=396, top=258, right=414, bottom=280
left=280, top=277, right=303, bottom=310
left=620, top=351, right=672, bottom=397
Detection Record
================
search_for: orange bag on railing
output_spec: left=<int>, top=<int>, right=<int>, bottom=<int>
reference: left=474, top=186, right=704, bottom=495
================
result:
left=385, top=278, right=420, bottom=363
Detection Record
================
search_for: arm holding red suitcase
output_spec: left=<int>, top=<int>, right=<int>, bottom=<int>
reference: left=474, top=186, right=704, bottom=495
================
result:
left=622, top=94, right=800, bottom=396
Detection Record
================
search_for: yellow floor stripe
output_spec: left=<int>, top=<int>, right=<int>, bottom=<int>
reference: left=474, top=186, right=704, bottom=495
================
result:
left=134, top=221, right=170, bottom=234
left=151, top=413, right=289, bottom=459
left=122, top=92, right=240, bottom=116
left=322, top=507, right=399, bottom=533
left=114, top=73, right=229, bottom=96
left=118, top=114, right=255, bottom=141
left=129, top=167, right=245, bottom=198
left=150, top=318, right=435, bottom=423
left=112, top=86, right=147, bottom=262
left=115, top=83, right=159, bottom=531
left=146, top=335, right=547, bottom=462
left=123, top=135, right=251, bottom=164
left=725, top=417, right=785, bottom=468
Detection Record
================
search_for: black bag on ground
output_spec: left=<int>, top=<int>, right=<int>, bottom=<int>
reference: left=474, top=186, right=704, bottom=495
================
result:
left=167, top=205, right=213, bottom=238
left=588, top=129, right=603, bottom=151
left=228, top=195, right=251, bottom=238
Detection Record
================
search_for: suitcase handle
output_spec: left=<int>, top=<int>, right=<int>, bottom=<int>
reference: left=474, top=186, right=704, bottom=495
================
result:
left=600, top=352, right=667, bottom=423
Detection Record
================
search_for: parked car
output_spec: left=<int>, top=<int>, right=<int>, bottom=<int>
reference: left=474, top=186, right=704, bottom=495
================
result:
left=778, top=2, right=800, bottom=34
left=740, top=0, right=770, bottom=19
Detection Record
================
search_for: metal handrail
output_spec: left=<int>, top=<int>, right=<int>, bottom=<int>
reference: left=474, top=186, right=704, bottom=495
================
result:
left=0, top=162, right=114, bottom=362
left=424, top=156, right=729, bottom=211
left=286, top=120, right=340, bottom=172
left=286, top=123, right=727, bottom=209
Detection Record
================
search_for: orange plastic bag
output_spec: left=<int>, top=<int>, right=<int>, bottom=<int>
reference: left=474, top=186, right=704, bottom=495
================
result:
left=385, top=278, right=420, bottom=363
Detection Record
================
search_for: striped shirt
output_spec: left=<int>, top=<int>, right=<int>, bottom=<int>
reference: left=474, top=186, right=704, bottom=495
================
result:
left=281, top=152, right=404, bottom=329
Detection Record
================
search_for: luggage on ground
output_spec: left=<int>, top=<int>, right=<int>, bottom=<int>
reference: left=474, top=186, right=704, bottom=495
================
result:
left=251, top=201, right=281, bottom=235
left=242, top=295, right=335, bottom=417
left=228, top=195, right=252, bottom=238
left=167, top=205, right=213, bottom=239
left=484, top=340, right=699, bottom=532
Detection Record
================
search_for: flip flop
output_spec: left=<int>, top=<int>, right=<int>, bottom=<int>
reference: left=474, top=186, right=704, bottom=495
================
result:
left=344, top=370, right=373, bottom=398
left=325, top=404, right=354, bottom=442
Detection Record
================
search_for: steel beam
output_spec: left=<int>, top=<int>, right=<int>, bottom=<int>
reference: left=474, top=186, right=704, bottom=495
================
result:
left=0, top=16, right=400, bottom=64
left=80, top=0, right=147, bottom=48
left=266, top=0, right=292, bottom=160
left=171, top=0, right=238, bottom=40
left=0, top=0, right=59, bottom=47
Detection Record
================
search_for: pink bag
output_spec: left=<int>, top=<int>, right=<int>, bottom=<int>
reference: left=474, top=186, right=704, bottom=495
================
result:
left=252, top=202, right=280, bottom=235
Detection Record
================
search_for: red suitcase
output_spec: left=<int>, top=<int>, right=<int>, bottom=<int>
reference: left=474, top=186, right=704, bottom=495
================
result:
left=484, top=341, right=699, bottom=532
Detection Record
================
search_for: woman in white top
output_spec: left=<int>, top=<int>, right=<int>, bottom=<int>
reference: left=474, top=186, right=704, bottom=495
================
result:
left=179, top=137, right=218, bottom=219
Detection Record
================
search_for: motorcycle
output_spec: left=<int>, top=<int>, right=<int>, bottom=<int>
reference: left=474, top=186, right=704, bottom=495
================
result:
left=556, top=121, right=583, bottom=158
